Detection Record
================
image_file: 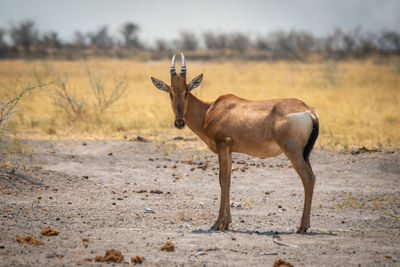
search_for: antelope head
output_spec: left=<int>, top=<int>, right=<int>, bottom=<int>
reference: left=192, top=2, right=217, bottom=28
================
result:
left=151, top=53, right=203, bottom=129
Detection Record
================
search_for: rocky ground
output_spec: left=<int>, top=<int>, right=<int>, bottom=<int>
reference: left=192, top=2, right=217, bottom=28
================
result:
left=0, top=133, right=399, bottom=266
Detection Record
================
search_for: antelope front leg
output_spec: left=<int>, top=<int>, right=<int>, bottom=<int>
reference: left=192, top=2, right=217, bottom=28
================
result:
left=212, top=140, right=232, bottom=230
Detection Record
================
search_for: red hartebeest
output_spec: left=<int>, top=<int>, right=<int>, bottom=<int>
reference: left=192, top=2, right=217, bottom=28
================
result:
left=151, top=53, right=319, bottom=234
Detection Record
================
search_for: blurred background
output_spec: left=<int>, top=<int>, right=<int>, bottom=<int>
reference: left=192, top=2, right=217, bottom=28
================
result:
left=0, top=0, right=399, bottom=149
left=0, top=0, right=399, bottom=59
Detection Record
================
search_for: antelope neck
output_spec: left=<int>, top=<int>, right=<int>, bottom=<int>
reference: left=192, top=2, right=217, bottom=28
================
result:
left=184, top=93, right=211, bottom=138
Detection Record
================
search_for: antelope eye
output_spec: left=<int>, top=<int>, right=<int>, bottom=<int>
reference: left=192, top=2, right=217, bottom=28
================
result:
left=169, top=92, right=173, bottom=98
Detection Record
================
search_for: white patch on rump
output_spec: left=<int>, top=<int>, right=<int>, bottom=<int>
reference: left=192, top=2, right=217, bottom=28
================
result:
left=311, top=110, right=319, bottom=121
left=285, top=111, right=314, bottom=141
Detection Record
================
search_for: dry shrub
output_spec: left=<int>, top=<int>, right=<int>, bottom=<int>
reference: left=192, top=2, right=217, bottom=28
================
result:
left=85, top=249, right=124, bottom=263
left=16, top=235, right=44, bottom=246
left=51, top=70, right=127, bottom=126
left=160, top=240, right=175, bottom=252
left=131, top=255, right=145, bottom=264
left=274, top=258, right=294, bottom=267
left=0, top=84, right=47, bottom=139
left=40, top=226, right=60, bottom=236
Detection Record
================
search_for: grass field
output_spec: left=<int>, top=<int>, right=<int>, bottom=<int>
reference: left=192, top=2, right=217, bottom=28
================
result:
left=0, top=58, right=399, bottom=149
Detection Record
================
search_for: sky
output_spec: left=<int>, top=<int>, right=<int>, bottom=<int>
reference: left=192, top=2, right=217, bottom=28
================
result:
left=0, top=0, right=399, bottom=46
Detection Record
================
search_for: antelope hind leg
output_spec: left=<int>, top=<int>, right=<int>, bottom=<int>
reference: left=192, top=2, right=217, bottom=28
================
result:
left=286, top=153, right=316, bottom=234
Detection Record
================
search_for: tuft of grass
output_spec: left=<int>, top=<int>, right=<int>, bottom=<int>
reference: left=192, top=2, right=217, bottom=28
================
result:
left=371, top=197, right=400, bottom=220
left=337, top=193, right=366, bottom=209
left=2, top=138, right=33, bottom=155
left=244, top=199, right=255, bottom=209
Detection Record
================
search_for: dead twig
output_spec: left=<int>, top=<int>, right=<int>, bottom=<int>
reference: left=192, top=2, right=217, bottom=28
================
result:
left=0, top=171, right=46, bottom=187
left=272, top=234, right=299, bottom=248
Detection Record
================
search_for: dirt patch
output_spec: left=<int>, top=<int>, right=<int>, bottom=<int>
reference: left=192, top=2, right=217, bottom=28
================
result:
left=131, top=255, right=145, bottom=264
left=40, top=226, right=60, bottom=236
left=160, top=240, right=175, bottom=252
left=1, top=139, right=399, bottom=266
left=16, top=235, right=44, bottom=246
left=274, top=258, right=294, bottom=267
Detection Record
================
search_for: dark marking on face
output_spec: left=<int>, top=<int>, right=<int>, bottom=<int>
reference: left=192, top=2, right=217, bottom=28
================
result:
left=174, top=104, right=185, bottom=129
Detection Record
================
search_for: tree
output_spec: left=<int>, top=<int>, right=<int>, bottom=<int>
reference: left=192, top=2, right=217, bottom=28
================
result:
left=378, top=30, right=400, bottom=54
left=0, top=29, right=8, bottom=57
left=228, top=33, right=250, bottom=53
left=178, top=32, right=198, bottom=51
left=120, top=22, right=140, bottom=48
left=88, top=26, right=114, bottom=49
left=203, top=32, right=228, bottom=50
left=9, top=20, right=39, bottom=54
left=42, top=31, right=62, bottom=49
left=73, top=31, right=87, bottom=48
left=155, top=38, right=168, bottom=51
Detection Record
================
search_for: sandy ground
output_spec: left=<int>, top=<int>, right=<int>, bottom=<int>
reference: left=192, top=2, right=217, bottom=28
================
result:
left=0, top=133, right=399, bottom=266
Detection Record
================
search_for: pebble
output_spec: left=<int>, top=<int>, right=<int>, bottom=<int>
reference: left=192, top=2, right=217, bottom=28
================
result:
left=144, top=208, right=155, bottom=213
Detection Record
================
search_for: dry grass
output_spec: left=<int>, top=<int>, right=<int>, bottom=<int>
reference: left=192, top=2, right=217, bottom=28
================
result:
left=0, top=58, right=399, bottom=149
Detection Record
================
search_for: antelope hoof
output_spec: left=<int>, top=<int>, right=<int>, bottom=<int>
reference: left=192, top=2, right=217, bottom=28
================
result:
left=297, top=225, right=310, bottom=234
left=211, top=218, right=231, bottom=231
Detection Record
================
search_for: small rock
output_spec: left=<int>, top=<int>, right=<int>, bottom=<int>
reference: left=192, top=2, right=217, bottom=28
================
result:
left=134, top=136, right=149, bottom=142
left=150, top=190, right=163, bottom=194
left=136, top=189, right=147, bottom=193
left=231, top=202, right=242, bottom=208
left=144, top=208, right=155, bottom=214
left=194, top=251, right=207, bottom=257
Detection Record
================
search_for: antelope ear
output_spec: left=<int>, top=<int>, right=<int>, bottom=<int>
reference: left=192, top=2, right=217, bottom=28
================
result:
left=188, top=74, right=203, bottom=91
left=151, top=77, right=169, bottom=92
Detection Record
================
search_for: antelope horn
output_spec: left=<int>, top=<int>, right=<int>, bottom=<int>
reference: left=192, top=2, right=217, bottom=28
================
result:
left=180, top=52, right=186, bottom=76
left=170, top=54, right=176, bottom=76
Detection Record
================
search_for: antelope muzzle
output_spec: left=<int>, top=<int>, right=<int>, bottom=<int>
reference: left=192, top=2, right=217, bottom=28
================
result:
left=174, top=118, right=185, bottom=129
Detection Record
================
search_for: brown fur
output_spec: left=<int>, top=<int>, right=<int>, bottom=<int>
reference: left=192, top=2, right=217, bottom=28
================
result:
left=151, top=61, right=319, bottom=234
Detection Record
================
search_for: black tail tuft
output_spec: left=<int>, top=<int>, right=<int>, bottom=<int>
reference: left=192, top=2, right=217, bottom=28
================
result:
left=303, top=118, right=319, bottom=161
